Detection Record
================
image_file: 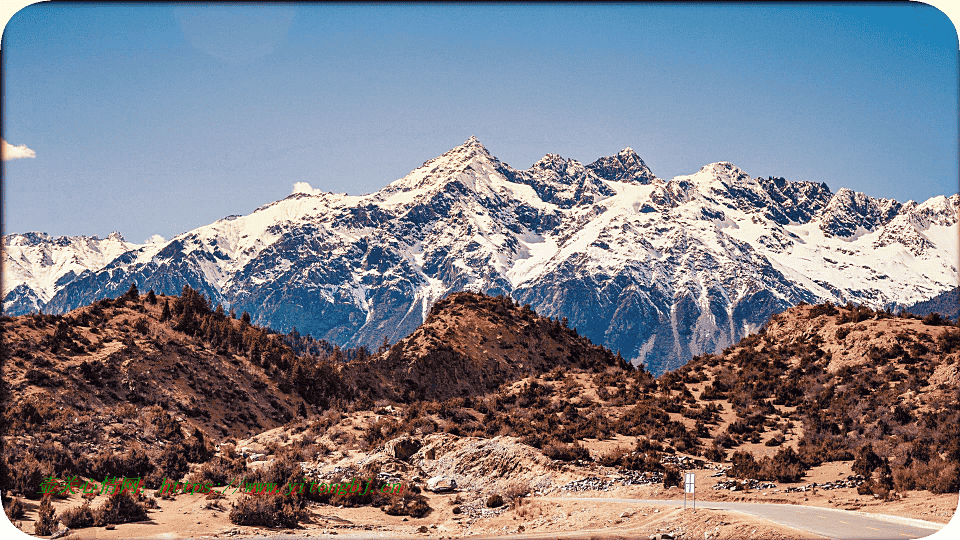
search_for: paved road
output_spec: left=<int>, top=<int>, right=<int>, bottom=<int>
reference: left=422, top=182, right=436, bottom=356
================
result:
left=540, top=497, right=946, bottom=540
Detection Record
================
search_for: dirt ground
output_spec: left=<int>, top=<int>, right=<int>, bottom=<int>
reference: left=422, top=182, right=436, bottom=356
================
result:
left=11, top=487, right=824, bottom=540
left=11, top=468, right=954, bottom=540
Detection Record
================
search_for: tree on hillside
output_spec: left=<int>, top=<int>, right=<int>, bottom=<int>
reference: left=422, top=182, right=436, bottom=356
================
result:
left=125, top=282, right=139, bottom=301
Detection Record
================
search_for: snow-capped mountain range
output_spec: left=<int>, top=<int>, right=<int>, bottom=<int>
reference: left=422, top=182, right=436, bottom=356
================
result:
left=4, top=137, right=957, bottom=373
left=3, top=232, right=144, bottom=315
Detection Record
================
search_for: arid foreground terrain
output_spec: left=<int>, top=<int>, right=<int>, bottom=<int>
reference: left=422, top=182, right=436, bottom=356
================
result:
left=2, top=288, right=958, bottom=538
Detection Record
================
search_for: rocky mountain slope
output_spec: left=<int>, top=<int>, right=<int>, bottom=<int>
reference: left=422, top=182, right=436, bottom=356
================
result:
left=5, top=137, right=957, bottom=373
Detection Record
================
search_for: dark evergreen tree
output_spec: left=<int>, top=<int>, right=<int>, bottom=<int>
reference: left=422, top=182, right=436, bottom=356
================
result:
left=174, top=298, right=199, bottom=335
left=34, top=497, right=56, bottom=536
left=125, top=282, right=139, bottom=301
left=377, top=336, right=391, bottom=355
left=159, top=299, right=171, bottom=322
left=853, top=444, right=883, bottom=477
left=249, top=341, right=262, bottom=366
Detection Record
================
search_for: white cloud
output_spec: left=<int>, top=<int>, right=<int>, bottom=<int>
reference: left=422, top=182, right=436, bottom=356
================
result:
left=292, top=181, right=322, bottom=195
left=145, top=234, right=166, bottom=244
left=1, top=139, right=36, bottom=161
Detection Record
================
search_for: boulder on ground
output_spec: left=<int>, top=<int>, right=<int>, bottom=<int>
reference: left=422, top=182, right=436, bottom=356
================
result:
left=427, top=476, right=457, bottom=492
left=386, top=436, right=422, bottom=462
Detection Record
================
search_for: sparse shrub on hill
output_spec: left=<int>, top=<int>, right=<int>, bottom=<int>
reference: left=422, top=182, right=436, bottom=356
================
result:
left=185, top=427, right=214, bottom=463
left=808, top=302, right=838, bottom=318
left=543, top=441, right=591, bottom=462
left=765, top=431, right=785, bottom=447
left=838, top=303, right=876, bottom=324
left=892, top=458, right=959, bottom=494
left=761, top=447, right=804, bottom=483
left=29, top=441, right=77, bottom=480
left=728, top=447, right=805, bottom=483
left=699, top=380, right=728, bottom=400
left=937, top=328, right=960, bottom=353
left=713, top=430, right=736, bottom=449
left=147, top=442, right=190, bottom=488
left=922, top=312, right=948, bottom=326
left=703, top=444, right=725, bottom=463
left=83, top=445, right=154, bottom=484
left=194, top=453, right=247, bottom=489
left=249, top=452, right=303, bottom=492
left=7, top=454, right=47, bottom=500
left=729, top=450, right=761, bottom=478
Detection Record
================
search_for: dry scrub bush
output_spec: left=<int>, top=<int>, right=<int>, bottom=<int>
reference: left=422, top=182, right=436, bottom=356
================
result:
left=229, top=492, right=305, bottom=528
left=192, top=454, right=247, bottom=491
left=543, top=441, right=591, bottom=462
left=6, top=454, right=46, bottom=499
left=3, top=497, right=25, bottom=521
left=383, top=494, right=431, bottom=518
left=58, top=500, right=95, bottom=529
left=728, top=447, right=805, bottom=483
left=662, top=468, right=682, bottom=489
left=504, top=482, right=529, bottom=505
left=486, top=494, right=504, bottom=508
left=892, top=459, right=960, bottom=494
left=93, top=490, right=150, bottom=526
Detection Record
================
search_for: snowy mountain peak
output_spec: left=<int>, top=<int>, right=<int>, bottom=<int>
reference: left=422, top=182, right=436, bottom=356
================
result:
left=672, top=161, right=763, bottom=205
left=107, top=231, right=125, bottom=242
left=587, top=147, right=657, bottom=184
left=817, top=188, right=902, bottom=238
left=380, top=137, right=503, bottom=196
left=447, top=135, right=493, bottom=159
left=696, top=161, right=752, bottom=181
left=5, top=231, right=50, bottom=246
left=531, top=153, right=573, bottom=171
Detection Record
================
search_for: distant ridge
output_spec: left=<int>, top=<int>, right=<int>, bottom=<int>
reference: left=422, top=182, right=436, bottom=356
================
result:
left=901, top=286, right=960, bottom=321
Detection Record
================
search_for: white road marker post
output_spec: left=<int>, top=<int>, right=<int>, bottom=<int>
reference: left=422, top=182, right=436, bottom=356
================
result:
left=685, top=472, right=696, bottom=510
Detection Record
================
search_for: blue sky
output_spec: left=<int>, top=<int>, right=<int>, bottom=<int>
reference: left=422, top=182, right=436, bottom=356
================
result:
left=2, top=3, right=957, bottom=244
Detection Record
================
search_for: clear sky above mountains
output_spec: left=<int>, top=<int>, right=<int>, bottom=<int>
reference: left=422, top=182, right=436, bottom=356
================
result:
left=2, top=3, right=957, bottom=244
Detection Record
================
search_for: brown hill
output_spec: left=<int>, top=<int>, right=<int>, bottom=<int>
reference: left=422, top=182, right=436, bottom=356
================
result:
left=2, top=288, right=310, bottom=440
left=352, top=292, right=630, bottom=401
left=661, top=302, right=960, bottom=495
left=0, top=285, right=355, bottom=497
left=4, top=285, right=958, bottom=536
